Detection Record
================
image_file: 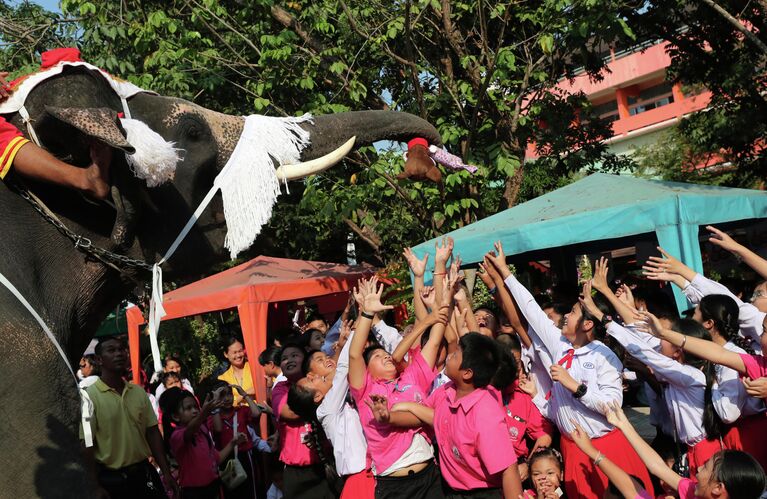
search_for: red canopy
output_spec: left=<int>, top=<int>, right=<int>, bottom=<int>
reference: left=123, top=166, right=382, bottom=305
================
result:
left=127, top=256, right=375, bottom=412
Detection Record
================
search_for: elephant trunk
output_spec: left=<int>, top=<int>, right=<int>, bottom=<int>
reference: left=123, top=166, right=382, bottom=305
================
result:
left=298, top=110, right=442, bottom=160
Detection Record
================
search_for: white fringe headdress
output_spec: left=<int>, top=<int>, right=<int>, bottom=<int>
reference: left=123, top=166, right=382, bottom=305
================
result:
left=215, top=113, right=312, bottom=258
left=120, top=118, right=182, bottom=187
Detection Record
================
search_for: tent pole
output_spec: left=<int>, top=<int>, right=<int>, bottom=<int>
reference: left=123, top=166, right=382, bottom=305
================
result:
left=655, top=224, right=704, bottom=313
left=238, top=293, right=269, bottom=439
left=126, top=306, right=146, bottom=386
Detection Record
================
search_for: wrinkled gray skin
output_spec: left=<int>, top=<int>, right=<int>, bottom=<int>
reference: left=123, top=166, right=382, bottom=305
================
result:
left=0, top=65, right=440, bottom=498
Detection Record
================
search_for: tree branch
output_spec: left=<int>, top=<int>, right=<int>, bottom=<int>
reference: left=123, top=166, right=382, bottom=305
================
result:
left=701, top=0, right=767, bottom=54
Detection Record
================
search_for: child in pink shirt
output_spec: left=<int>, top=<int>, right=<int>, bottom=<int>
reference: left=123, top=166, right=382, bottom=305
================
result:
left=160, top=387, right=246, bottom=498
left=349, top=275, right=450, bottom=499
left=389, top=333, right=523, bottom=498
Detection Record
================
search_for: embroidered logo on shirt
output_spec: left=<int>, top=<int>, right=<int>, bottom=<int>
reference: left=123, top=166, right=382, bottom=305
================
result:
left=452, top=445, right=463, bottom=462
left=583, top=362, right=595, bottom=369
left=509, top=426, right=519, bottom=440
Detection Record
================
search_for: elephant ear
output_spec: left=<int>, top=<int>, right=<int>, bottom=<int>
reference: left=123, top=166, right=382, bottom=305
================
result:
left=44, top=106, right=135, bottom=154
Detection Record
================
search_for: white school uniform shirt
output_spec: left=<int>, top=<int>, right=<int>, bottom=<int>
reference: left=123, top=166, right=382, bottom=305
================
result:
left=683, top=273, right=764, bottom=354
left=504, top=275, right=623, bottom=437
left=372, top=320, right=403, bottom=354
left=607, top=322, right=707, bottom=445
left=316, top=331, right=368, bottom=476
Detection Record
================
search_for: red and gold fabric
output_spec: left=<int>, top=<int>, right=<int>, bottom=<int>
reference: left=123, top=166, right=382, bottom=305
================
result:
left=0, top=116, right=29, bottom=179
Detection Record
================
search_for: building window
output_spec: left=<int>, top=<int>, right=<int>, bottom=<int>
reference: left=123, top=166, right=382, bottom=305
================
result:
left=592, top=99, right=620, bottom=123
left=627, top=83, right=674, bottom=116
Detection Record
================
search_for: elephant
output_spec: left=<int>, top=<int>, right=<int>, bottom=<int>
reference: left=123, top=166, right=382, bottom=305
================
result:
left=0, top=63, right=440, bottom=498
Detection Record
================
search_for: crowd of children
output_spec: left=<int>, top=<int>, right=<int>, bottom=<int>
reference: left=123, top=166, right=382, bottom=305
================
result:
left=91, top=227, right=767, bottom=499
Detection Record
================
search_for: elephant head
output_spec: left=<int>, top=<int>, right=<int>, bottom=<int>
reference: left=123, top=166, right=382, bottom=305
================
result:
left=0, top=62, right=442, bottom=498
left=6, top=63, right=441, bottom=278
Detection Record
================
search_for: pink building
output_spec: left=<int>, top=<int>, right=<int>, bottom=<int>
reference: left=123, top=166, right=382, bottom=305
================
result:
left=526, top=41, right=712, bottom=161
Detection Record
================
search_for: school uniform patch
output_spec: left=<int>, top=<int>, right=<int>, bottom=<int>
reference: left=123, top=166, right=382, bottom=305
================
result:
left=583, top=362, right=595, bottom=369
left=509, top=426, right=519, bottom=440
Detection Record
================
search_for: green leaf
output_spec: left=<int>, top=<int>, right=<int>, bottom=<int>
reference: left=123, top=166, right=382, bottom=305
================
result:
left=540, top=34, right=554, bottom=54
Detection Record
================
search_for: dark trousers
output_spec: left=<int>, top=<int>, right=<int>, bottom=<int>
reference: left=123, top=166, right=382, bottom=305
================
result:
left=182, top=480, right=221, bottom=499
left=97, top=460, right=166, bottom=499
left=443, top=486, right=502, bottom=499
left=374, top=461, right=444, bottom=499
left=282, top=464, right=337, bottom=499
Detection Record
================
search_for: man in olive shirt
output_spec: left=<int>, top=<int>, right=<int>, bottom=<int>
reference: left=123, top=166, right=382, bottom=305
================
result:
left=81, top=336, right=178, bottom=499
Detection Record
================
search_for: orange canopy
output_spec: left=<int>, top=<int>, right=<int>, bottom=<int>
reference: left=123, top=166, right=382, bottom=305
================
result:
left=127, top=255, right=375, bottom=408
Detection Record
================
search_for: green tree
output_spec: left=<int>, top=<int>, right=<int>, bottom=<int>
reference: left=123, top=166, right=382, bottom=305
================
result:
left=627, top=0, right=767, bottom=187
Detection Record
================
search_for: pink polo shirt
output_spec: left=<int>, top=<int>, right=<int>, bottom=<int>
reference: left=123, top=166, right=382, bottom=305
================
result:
left=169, top=424, right=220, bottom=487
left=677, top=478, right=696, bottom=499
left=739, top=353, right=767, bottom=379
left=426, top=383, right=517, bottom=491
left=501, top=382, right=554, bottom=460
left=350, top=350, right=436, bottom=474
left=272, top=380, right=319, bottom=466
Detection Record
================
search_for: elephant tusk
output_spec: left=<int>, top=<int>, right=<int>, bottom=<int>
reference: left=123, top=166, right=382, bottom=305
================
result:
left=275, top=136, right=356, bottom=181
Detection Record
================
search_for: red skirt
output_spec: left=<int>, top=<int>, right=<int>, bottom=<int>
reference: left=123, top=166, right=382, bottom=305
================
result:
left=560, top=428, right=653, bottom=499
left=723, top=412, right=767, bottom=472
left=341, top=469, right=375, bottom=499
left=687, top=437, right=723, bottom=480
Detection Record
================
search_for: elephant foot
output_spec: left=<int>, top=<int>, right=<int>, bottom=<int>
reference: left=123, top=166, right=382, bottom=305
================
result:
left=397, top=143, right=442, bottom=183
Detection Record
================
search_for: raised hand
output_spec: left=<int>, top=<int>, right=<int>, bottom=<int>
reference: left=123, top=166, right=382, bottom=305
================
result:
left=579, top=281, right=601, bottom=319
left=636, top=311, right=665, bottom=338
left=420, top=285, right=436, bottom=310
left=435, top=236, right=454, bottom=265
left=616, top=284, right=635, bottom=308
left=360, top=277, right=393, bottom=315
left=643, top=247, right=687, bottom=278
left=477, top=261, right=496, bottom=289
left=601, top=400, right=628, bottom=429
left=365, top=394, right=391, bottom=423
left=448, top=255, right=463, bottom=278
left=337, top=319, right=354, bottom=349
left=707, top=226, right=742, bottom=254
left=403, top=248, right=429, bottom=277
left=591, top=257, right=610, bottom=293
left=485, top=241, right=508, bottom=274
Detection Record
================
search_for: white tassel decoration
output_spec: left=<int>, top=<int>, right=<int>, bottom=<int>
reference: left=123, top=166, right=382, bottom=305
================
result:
left=120, top=118, right=182, bottom=187
left=215, top=113, right=312, bottom=258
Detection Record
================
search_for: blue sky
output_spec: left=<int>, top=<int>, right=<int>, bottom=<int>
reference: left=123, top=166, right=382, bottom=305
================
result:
left=14, top=0, right=60, bottom=12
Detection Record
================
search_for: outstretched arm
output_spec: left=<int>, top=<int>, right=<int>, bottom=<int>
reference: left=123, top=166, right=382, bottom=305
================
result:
left=569, top=421, right=646, bottom=499
left=349, top=277, right=393, bottom=390
left=603, top=401, right=682, bottom=492
left=404, top=248, right=429, bottom=321
left=639, top=311, right=747, bottom=375
left=481, top=256, right=531, bottom=346
left=590, top=258, right=642, bottom=325
left=708, top=225, right=767, bottom=281
left=391, top=308, right=447, bottom=364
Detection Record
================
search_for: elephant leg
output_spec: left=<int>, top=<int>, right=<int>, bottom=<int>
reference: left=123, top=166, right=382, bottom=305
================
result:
left=0, top=308, right=95, bottom=498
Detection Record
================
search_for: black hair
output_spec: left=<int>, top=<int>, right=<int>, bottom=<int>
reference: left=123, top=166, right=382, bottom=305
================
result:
left=459, top=333, right=500, bottom=388
left=301, top=350, right=322, bottom=376
left=541, top=302, right=570, bottom=319
left=699, top=294, right=753, bottom=354
left=362, top=343, right=384, bottom=365
left=527, top=447, right=563, bottom=471
left=299, top=329, right=324, bottom=351
left=160, top=371, right=181, bottom=387
left=579, top=294, right=614, bottom=341
left=496, top=332, right=522, bottom=352
left=286, top=382, right=340, bottom=491
left=710, top=450, right=766, bottom=499
left=258, top=346, right=282, bottom=366
left=163, top=355, right=182, bottom=368
left=221, top=336, right=244, bottom=354
left=94, top=336, right=125, bottom=355
left=82, top=353, right=101, bottom=376
left=305, top=314, right=328, bottom=326
left=632, top=286, right=676, bottom=317
left=158, top=387, right=198, bottom=454
left=673, top=319, right=725, bottom=440
left=491, top=338, right=519, bottom=390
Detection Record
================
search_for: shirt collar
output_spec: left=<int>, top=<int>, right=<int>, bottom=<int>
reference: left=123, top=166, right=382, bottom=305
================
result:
left=95, top=378, right=133, bottom=394
left=445, top=383, right=487, bottom=412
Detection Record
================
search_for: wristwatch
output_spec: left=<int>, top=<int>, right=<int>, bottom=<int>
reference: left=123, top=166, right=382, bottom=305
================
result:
left=600, top=314, right=613, bottom=326
left=573, top=383, right=588, bottom=399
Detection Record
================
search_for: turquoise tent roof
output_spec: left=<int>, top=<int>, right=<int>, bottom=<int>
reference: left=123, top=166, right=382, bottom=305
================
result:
left=412, top=173, right=767, bottom=310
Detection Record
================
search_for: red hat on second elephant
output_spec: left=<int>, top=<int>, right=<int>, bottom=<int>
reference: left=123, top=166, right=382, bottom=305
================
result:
left=40, top=47, right=83, bottom=69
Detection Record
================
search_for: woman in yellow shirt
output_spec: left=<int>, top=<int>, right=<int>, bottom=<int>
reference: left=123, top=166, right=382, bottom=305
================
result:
left=218, top=337, right=256, bottom=406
